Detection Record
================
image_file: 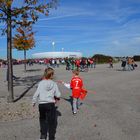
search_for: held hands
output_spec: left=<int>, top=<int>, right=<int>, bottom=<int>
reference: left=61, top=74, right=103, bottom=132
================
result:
left=56, top=80, right=71, bottom=89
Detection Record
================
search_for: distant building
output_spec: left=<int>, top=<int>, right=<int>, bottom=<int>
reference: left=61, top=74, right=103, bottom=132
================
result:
left=32, top=51, right=82, bottom=59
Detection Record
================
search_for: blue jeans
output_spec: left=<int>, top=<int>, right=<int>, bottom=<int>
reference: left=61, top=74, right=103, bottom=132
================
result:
left=72, top=98, right=81, bottom=113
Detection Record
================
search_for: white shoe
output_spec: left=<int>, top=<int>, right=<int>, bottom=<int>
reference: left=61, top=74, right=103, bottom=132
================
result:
left=73, top=112, right=77, bottom=115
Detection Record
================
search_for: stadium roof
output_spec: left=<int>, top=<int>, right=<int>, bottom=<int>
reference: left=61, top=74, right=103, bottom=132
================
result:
left=32, top=51, right=82, bottom=59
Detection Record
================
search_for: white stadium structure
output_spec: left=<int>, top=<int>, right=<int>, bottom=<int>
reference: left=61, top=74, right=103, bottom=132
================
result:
left=32, top=52, right=82, bottom=59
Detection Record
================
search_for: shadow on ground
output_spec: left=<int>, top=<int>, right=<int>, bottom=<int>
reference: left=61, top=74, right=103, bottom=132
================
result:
left=25, top=69, right=42, bottom=72
left=13, top=75, right=41, bottom=87
left=61, top=96, right=73, bottom=110
left=13, top=75, right=42, bottom=102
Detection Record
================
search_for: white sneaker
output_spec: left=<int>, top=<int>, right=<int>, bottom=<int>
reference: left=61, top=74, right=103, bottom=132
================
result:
left=73, top=112, right=77, bottom=115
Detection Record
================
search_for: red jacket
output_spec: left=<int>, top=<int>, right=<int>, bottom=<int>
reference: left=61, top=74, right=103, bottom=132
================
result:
left=70, top=76, right=83, bottom=98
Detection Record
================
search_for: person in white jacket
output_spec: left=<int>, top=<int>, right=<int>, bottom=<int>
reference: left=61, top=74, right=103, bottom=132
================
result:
left=32, top=67, right=61, bottom=140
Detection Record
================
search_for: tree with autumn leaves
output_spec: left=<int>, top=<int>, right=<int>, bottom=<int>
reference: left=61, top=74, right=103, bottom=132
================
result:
left=0, top=0, right=58, bottom=102
left=13, top=20, right=35, bottom=72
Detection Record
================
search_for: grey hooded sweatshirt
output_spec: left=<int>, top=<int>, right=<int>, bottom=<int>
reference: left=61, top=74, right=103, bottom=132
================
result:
left=32, top=79, right=61, bottom=104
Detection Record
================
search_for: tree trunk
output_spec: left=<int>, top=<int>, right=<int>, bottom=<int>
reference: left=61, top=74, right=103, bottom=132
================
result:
left=24, top=49, right=26, bottom=72
left=7, top=8, right=14, bottom=102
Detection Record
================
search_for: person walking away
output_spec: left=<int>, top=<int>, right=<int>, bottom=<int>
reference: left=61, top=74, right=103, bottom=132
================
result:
left=127, top=57, right=133, bottom=71
left=70, top=69, right=84, bottom=115
left=121, top=57, right=127, bottom=71
left=65, top=58, right=71, bottom=70
left=131, top=58, right=135, bottom=70
left=89, top=58, right=94, bottom=68
left=71, top=59, right=75, bottom=70
left=109, top=58, right=113, bottom=68
left=56, top=59, right=60, bottom=68
left=32, top=67, right=61, bottom=140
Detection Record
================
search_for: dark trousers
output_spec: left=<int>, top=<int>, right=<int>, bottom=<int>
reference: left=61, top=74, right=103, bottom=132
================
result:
left=39, top=103, right=56, bottom=140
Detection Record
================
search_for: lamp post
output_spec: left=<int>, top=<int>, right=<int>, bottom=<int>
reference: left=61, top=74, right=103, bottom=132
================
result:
left=62, top=48, right=64, bottom=52
left=52, top=41, right=55, bottom=52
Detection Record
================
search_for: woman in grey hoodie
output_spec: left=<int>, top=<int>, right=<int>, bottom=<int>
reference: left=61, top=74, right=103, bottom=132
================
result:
left=32, top=67, right=61, bottom=140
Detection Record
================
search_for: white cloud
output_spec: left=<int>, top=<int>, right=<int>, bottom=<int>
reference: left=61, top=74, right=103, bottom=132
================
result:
left=112, top=40, right=120, bottom=46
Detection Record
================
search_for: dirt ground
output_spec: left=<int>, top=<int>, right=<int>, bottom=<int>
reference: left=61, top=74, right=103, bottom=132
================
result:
left=0, top=62, right=140, bottom=140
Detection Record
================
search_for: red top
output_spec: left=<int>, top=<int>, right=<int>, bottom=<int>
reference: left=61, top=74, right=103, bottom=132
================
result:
left=70, top=76, right=83, bottom=98
left=75, top=60, right=80, bottom=67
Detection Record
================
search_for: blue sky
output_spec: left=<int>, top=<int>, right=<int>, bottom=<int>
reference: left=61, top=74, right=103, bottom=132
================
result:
left=0, top=0, right=140, bottom=59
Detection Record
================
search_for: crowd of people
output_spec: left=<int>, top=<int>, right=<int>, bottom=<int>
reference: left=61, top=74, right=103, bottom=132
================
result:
left=24, top=57, right=97, bottom=72
left=0, top=57, right=138, bottom=72
left=33, top=57, right=96, bottom=71
left=65, top=57, right=96, bottom=71
left=121, top=57, right=137, bottom=71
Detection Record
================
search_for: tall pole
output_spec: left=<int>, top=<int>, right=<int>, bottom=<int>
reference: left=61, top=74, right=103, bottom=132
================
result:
left=7, top=6, right=14, bottom=102
left=24, top=49, right=27, bottom=72
left=52, top=41, right=55, bottom=52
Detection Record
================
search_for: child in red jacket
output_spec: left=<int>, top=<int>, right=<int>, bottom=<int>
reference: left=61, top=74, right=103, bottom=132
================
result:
left=70, top=69, right=83, bottom=115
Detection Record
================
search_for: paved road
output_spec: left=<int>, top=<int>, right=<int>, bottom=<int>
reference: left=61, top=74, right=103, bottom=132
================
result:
left=0, top=62, right=140, bottom=140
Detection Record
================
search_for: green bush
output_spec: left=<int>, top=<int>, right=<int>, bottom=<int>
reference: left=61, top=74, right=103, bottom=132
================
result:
left=133, top=55, right=140, bottom=61
left=92, top=54, right=113, bottom=64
